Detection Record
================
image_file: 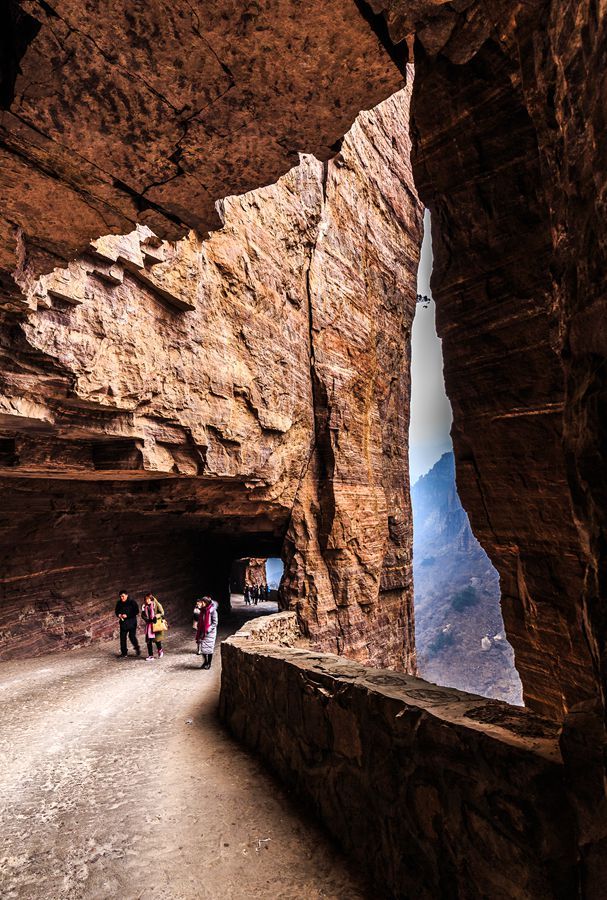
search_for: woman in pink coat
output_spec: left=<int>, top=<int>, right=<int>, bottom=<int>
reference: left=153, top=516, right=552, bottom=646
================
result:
left=195, top=596, right=218, bottom=670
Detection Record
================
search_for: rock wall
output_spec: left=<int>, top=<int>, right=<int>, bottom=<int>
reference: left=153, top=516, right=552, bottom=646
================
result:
left=230, top=558, right=268, bottom=594
left=370, top=0, right=607, bottom=882
left=344, top=5, right=607, bottom=874
left=232, top=610, right=300, bottom=647
left=220, top=613, right=579, bottom=899
left=410, top=23, right=592, bottom=724
left=283, top=82, right=422, bottom=670
left=0, top=479, right=201, bottom=659
left=0, top=86, right=422, bottom=667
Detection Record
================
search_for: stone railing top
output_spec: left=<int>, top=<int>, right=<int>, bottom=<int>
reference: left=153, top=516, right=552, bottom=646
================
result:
left=224, top=612, right=562, bottom=763
left=229, top=611, right=300, bottom=646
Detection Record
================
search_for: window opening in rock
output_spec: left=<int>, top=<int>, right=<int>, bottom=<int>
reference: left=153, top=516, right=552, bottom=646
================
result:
left=229, top=557, right=280, bottom=618
left=410, top=210, right=523, bottom=705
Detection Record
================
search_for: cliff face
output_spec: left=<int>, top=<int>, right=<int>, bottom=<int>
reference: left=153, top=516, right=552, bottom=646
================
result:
left=372, top=0, right=607, bottom=725
left=413, top=453, right=523, bottom=704
left=0, top=86, right=422, bottom=666
left=231, top=559, right=268, bottom=594
left=376, top=0, right=607, bottom=876
left=283, top=82, right=422, bottom=670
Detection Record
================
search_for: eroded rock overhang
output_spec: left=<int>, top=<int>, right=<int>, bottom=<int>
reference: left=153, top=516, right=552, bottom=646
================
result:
left=0, top=0, right=405, bottom=306
left=0, top=86, right=423, bottom=670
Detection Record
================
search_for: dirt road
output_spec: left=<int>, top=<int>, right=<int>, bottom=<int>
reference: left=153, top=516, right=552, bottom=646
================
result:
left=0, top=601, right=363, bottom=899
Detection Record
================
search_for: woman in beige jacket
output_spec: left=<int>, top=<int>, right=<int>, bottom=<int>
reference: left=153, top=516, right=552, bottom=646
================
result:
left=141, top=593, right=167, bottom=660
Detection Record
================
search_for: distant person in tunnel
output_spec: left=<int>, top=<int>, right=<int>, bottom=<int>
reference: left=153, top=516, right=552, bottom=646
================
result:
left=115, top=590, right=141, bottom=658
left=244, top=583, right=251, bottom=605
left=141, top=593, right=167, bottom=660
left=196, top=596, right=218, bottom=670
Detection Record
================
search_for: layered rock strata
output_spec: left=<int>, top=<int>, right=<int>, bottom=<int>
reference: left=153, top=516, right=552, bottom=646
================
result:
left=0, top=86, right=422, bottom=666
left=373, top=0, right=607, bottom=881
left=283, top=84, right=421, bottom=670
left=221, top=614, right=579, bottom=899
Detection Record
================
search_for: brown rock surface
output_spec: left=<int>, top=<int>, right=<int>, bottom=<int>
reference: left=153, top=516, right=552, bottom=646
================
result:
left=231, top=558, right=268, bottom=594
left=283, top=81, right=422, bottom=670
left=0, top=0, right=404, bottom=306
left=390, top=0, right=607, bottom=881
left=0, top=85, right=422, bottom=668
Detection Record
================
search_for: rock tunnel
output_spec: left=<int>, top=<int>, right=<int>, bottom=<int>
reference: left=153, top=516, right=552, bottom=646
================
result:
left=0, top=474, right=287, bottom=657
left=1, top=0, right=607, bottom=894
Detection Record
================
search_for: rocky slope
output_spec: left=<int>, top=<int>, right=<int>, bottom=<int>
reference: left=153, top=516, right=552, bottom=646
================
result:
left=413, top=453, right=522, bottom=704
left=0, top=85, right=423, bottom=666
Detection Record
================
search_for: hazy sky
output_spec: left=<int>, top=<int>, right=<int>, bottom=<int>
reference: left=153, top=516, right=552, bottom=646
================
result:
left=265, top=557, right=284, bottom=588
left=409, top=210, right=453, bottom=484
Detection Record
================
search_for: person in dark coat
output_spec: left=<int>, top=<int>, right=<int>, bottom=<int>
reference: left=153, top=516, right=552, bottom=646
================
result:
left=115, top=590, right=140, bottom=657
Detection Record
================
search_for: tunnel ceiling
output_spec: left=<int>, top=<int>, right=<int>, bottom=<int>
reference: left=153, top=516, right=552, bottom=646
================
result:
left=0, top=0, right=405, bottom=307
left=0, top=0, right=524, bottom=309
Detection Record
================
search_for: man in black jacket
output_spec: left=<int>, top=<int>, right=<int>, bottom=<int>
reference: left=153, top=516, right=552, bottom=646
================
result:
left=115, top=590, right=141, bottom=657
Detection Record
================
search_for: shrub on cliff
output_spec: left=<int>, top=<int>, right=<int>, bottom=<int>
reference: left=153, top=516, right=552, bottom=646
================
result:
left=428, top=626, right=455, bottom=655
left=451, top=586, right=479, bottom=612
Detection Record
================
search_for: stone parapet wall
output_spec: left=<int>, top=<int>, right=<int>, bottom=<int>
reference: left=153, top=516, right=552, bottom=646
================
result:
left=220, top=614, right=579, bottom=899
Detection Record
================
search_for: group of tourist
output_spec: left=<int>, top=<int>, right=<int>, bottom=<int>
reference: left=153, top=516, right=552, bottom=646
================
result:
left=114, top=591, right=219, bottom=669
left=243, top=583, right=270, bottom=605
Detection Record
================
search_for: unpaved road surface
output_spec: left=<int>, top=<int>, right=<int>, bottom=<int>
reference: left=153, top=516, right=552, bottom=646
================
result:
left=0, top=603, right=364, bottom=899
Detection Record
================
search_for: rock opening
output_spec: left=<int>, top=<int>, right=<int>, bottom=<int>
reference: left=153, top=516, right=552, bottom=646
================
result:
left=409, top=211, right=522, bottom=704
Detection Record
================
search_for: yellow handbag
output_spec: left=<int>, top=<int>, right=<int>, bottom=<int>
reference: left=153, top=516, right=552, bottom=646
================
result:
left=149, top=599, right=168, bottom=632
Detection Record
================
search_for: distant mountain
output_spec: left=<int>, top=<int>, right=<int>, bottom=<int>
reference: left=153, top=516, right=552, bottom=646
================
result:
left=412, top=452, right=523, bottom=705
